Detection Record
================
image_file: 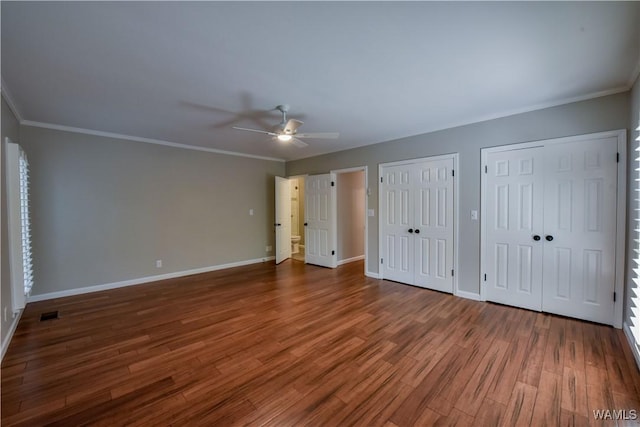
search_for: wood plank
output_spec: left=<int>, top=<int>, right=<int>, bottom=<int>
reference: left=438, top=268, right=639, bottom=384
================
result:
left=561, top=366, right=588, bottom=418
left=500, top=381, right=537, bottom=427
left=530, top=370, right=562, bottom=426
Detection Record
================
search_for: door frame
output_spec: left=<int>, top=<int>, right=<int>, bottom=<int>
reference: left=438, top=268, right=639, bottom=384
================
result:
left=331, top=166, right=369, bottom=274
left=480, top=129, right=627, bottom=328
left=378, top=153, right=460, bottom=296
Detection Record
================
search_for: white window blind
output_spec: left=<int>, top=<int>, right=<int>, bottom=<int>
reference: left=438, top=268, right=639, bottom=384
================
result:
left=18, top=147, right=33, bottom=297
left=6, top=140, right=33, bottom=312
left=632, top=123, right=640, bottom=353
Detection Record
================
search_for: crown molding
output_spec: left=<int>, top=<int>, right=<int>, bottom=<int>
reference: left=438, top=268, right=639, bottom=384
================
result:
left=20, top=120, right=286, bottom=162
left=291, top=85, right=632, bottom=162
left=416, top=85, right=632, bottom=138
left=629, top=52, right=640, bottom=88
left=0, top=78, right=23, bottom=122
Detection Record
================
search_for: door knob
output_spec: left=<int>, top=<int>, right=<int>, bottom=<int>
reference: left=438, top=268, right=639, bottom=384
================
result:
left=545, top=235, right=554, bottom=241
left=304, top=222, right=308, bottom=226
left=408, top=229, right=414, bottom=233
left=533, top=235, right=541, bottom=241
left=275, top=223, right=281, bottom=226
left=414, top=229, right=420, bottom=234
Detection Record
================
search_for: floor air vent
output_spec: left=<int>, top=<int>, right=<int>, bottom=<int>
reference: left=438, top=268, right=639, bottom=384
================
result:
left=40, top=311, right=59, bottom=321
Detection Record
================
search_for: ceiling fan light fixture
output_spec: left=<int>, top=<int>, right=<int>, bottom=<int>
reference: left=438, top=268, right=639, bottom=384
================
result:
left=277, top=134, right=292, bottom=142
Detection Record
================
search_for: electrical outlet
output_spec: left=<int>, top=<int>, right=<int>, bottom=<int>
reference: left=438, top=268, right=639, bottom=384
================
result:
left=249, top=209, right=254, bottom=216
left=156, top=260, right=162, bottom=268
left=266, top=245, right=272, bottom=252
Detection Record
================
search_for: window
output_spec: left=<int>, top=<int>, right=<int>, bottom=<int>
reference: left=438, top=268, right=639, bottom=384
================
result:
left=6, top=139, right=33, bottom=312
left=633, top=120, right=640, bottom=354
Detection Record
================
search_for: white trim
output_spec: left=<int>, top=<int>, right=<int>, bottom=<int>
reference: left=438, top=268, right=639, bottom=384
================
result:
left=479, top=129, right=626, bottom=328
left=337, top=255, right=365, bottom=266
left=1, top=309, right=23, bottom=362
left=623, top=321, right=640, bottom=370
left=456, top=290, right=482, bottom=302
left=613, top=131, right=626, bottom=329
left=629, top=54, right=640, bottom=88
left=452, top=154, right=460, bottom=299
left=0, top=78, right=23, bottom=122
left=27, top=256, right=275, bottom=303
left=20, top=120, right=285, bottom=163
left=378, top=153, right=459, bottom=296
left=365, top=271, right=381, bottom=279
left=331, top=166, right=369, bottom=275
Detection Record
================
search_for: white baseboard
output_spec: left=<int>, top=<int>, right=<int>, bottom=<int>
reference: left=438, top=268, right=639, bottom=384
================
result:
left=365, top=271, right=381, bottom=279
left=455, top=290, right=482, bottom=301
left=28, top=256, right=276, bottom=303
left=1, top=309, right=23, bottom=362
left=623, top=321, right=640, bottom=370
left=337, top=255, right=365, bottom=266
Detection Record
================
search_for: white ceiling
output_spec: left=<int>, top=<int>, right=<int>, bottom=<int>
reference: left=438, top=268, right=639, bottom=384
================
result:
left=2, top=2, right=639, bottom=161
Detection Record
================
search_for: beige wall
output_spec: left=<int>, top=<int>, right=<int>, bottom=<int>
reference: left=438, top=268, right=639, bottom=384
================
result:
left=20, top=126, right=284, bottom=296
left=337, top=171, right=365, bottom=262
left=287, top=92, right=630, bottom=294
left=1, top=96, right=21, bottom=349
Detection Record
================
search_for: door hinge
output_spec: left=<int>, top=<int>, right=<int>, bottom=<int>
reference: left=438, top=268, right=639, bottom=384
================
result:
left=380, top=177, right=383, bottom=183
left=484, top=273, right=487, bottom=281
left=331, top=181, right=335, bottom=187
left=616, top=152, right=619, bottom=163
left=452, top=169, right=455, bottom=177
left=332, top=250, right=335, bottom=255
left=451, top=269, right=454, bottom=276
left=381, top=258, right=383, bottom=264
left=613, top=292, right=616, bottom=302
left=484, top=165, right=487, bottom=173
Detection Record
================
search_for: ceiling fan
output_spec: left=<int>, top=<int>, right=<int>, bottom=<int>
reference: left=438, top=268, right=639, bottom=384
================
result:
left=232, top=105, right=338, bottom=148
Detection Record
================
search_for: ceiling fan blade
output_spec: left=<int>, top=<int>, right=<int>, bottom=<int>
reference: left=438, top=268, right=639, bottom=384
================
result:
left=232, top=126, right=276, bottom=136
left=283, top=119, right=304, bottom=135
left=291, top=138, right=309, bottom=148
left=295, top=132, right=339, bottom=139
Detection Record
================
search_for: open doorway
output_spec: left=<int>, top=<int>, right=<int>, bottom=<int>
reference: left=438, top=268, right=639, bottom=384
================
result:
left=289, top=177, right=305, bottom=262
left=333, top=167, right=367, bottom=273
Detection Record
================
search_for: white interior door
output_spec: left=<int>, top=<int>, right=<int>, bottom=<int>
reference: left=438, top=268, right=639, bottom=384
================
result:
left=484, top=147, right=544, bottom=311
left=414, top=158, right=454, bottom=293
left=305, top=174, right=337, bottom=268
left=380, top=164, right=414, bottom=284
left=275, top=176, right=291, bottom=264
left=541, top=137, right=617, bottom=324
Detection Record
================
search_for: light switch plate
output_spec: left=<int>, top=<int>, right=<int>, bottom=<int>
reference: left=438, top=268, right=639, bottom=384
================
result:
left=471, top=210, right=478, bottom=220
left=368, top=209, right=375, bottom=217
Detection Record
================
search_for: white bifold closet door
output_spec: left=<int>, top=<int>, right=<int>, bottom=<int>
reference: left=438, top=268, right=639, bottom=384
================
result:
left=484, top=136, right=618, bottom=324
left=381, top=157, right=454, bottom=293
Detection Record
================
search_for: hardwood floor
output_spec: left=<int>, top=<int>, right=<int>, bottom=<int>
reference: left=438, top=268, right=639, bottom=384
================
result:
left=2, top=260, right=639, bottom=426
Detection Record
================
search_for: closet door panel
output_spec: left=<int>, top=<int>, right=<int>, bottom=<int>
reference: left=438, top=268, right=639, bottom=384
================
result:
left=380, top=165, right=414, bottom=284
left=541, top=137, right=617, bottom=324
left=414, top=159, right=454, bottom=293
left=484, top=147, right=544, bottom=311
